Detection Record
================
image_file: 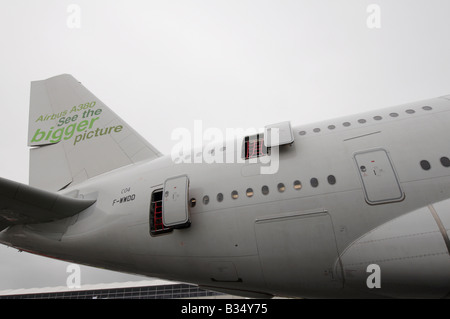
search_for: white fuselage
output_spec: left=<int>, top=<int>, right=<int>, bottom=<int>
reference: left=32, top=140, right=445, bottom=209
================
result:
left=2, top=96, right=450, bottom=298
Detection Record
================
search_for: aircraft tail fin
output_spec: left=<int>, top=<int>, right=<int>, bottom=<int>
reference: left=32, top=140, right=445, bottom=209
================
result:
left=28, top=74, right=162, bottom=192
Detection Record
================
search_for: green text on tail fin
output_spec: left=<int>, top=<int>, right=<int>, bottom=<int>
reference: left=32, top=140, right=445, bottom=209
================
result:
left=28, top=74, right=162, bottom=191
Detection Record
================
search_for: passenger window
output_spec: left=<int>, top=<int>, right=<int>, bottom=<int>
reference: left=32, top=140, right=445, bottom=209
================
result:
left=420, top=160, right=431, bottom=171
left=277, top=183, right=285, bottom=192
left=246, top=188, right=254, bottom=197
left=231, top=190, right=239, bottom=199
left=310, top=178, right=319, bottom=188
left=203, top=195, right=209, bottom=205
left=190, top=198, right=197, bottom=207
left=293, top=180, right=302, bottom=190
left=217, top=193, right=224, bottom=202
left=327, top=175, right=336, bottom=185
left=441, top=157, right=450, bottom=167
left=261, top=185, right=269, bottom=195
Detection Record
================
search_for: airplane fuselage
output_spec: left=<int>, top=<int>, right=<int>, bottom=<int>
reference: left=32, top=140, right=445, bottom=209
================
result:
left=2, top=96, right=450, bottom=298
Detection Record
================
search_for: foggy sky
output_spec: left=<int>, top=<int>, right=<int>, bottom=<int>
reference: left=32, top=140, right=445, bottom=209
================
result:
left=1, top=0, right=450, bottom=290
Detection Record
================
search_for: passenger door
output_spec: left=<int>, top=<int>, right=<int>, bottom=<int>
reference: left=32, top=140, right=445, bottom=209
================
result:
left=354, top=148, right=404, bottom=205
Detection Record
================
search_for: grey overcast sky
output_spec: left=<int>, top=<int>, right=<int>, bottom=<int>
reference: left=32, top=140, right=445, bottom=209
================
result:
left=1, top=0, right=450, bottom=290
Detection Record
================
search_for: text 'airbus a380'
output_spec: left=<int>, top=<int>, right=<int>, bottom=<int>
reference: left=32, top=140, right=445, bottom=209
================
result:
left=1, top=74, right=450, bottom=298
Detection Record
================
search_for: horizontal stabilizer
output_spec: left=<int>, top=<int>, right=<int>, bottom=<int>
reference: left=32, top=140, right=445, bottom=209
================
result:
left=0, top=177, right=96, bottom=231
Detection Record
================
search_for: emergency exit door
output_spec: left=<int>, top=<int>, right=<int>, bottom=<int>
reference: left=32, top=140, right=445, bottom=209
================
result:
left=162, top=175, right=191, bottom=228
left=354, top=149, right=404, bottom=205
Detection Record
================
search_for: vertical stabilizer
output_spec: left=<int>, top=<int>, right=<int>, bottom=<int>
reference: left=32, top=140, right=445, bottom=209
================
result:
left=28, top=74, right=162, bottom=191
